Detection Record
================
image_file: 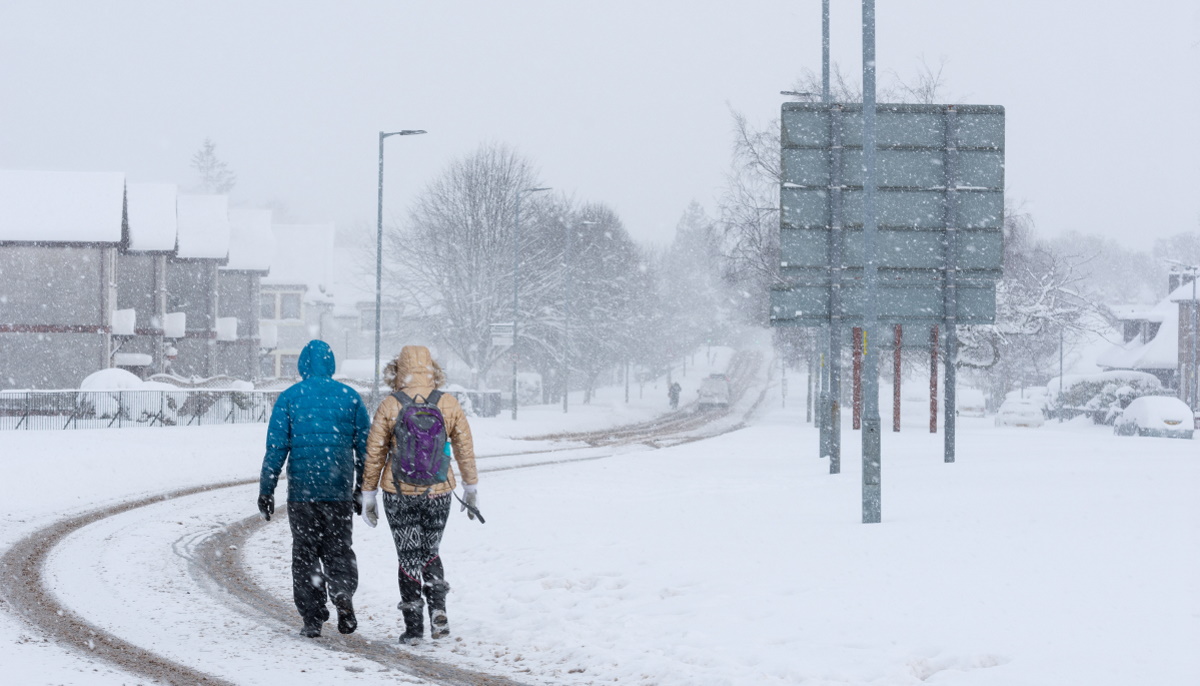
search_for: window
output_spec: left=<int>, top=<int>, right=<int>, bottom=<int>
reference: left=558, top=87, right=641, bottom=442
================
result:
left=260, top=294, right=276, bottom=320
left=280, top=354, right=300, bottom=378
left=280, top=293, right=302, bottom=320
left=260, top=354, right=277, bottom=378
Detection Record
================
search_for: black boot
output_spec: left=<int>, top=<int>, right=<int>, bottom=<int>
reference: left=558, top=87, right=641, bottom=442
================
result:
left=333, top=595, right=357, bottom=635
left=397, top=576, right=425, bottom=644
left=300, top=617, right=323, bottom=638
left=397, top=598, right=425, bottom=644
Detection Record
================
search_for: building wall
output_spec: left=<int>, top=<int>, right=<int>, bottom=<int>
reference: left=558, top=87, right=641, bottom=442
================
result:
left=115, top=252, right=167, bottom=376
left=0, top=245, right=112, bottom=388
left=215, top=270, right=262, bottom=380
left=166, top=259, right=217, bottom=377
left=1180, top=300, right=1199, bottom=407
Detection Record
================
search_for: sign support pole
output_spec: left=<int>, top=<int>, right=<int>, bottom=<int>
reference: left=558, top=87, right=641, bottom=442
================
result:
left=861, top=0, right=882, bottom=523
left=942, top=105, right=961, bottom=463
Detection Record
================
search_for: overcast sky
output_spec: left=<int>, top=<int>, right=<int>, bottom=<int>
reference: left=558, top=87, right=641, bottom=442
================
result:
left=1, top=1, right=1196, bottom=250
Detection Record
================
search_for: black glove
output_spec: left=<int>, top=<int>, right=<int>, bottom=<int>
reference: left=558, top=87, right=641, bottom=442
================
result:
left=353, top=488, right=363, bottom=516
left=258, top=494, right=274, bottom=521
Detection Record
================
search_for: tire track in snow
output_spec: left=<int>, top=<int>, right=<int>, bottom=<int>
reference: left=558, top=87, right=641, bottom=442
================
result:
left=0, top=480, right=248, bottom=686
left=0, top=351, right=772, bottom=685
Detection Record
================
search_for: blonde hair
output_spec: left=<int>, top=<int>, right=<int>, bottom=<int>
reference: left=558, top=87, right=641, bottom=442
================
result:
left=383, top=354, right=446, bottom=390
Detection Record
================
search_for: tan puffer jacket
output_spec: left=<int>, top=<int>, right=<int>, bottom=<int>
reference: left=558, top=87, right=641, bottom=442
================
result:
left=362, top=346, right=478, bottom=496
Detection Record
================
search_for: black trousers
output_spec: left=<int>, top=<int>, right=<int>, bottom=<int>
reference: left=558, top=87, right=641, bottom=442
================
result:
left=383, top=492, right=451, bottom=623
left=287, top=501, right=358, bottom=623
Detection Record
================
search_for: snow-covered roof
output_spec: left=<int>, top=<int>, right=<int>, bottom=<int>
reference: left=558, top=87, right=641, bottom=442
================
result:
left=175, top=194, right=231, bottom=260
left=125, top=182, right=178, bottom=252
left=261, top=223, right=335, bottom=300
left=0, top=169, right=126, bottom=244
left=1097, top=282, right=1192, bottom=371
left=1168, top=277, right=1198, bottom=302
left=223, top=209, right=274, bottom=272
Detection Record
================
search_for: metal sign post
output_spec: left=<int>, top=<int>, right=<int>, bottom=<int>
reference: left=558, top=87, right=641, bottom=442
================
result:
left=861, top=0, right=882, bottom=522
left=772, top=90, right=1004, bottom=522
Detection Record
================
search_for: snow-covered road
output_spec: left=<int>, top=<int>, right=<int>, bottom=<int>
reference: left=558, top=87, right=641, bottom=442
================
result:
left=2, top=353, right=1197, bottom=685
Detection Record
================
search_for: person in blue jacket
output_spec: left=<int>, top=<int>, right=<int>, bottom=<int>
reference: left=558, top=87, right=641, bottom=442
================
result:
left=259, top=339, right=371, bottom=638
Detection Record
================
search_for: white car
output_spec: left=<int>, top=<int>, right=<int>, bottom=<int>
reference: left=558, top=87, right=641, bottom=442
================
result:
left=994, top=398, right=1045, bottom=427
left=1113, top=396, right=1194, bottom=439
left=697, top=374, right=731, bottom=408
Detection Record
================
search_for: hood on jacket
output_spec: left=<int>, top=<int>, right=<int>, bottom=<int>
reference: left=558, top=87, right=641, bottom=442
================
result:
left=386, top=345, right=445, bottom=390
left=298, top=340, right=336, bottom=380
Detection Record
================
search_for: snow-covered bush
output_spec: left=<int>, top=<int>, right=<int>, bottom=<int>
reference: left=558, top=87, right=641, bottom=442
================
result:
left=1048, top=370, right=1163, bottom=424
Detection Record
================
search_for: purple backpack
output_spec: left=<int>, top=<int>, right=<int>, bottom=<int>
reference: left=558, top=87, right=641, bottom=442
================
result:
left=388, top=390, right=451, bottom=486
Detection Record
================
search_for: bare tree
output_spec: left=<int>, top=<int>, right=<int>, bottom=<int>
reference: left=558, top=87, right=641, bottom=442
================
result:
left=190, top=138, right=237, bottom=193
left=386, top=143, right=542, bottom=385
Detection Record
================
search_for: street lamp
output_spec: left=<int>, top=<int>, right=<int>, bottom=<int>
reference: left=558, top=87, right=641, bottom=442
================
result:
left=373, top=129, right=426, bottom=409
left=511, top=186, right=551, bottom=420
left=563, top=218, right=599, bottom=413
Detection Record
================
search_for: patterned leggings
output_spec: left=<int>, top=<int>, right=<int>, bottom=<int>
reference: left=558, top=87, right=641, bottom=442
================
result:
left=382, top=491, right=452, bottom=615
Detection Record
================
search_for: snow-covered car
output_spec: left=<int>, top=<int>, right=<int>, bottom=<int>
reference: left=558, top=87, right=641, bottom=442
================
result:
left=994, top=398, right=1046, bottom=427
left=697, top=374, right=731, bottom=408
left=956, top=387, right=987, bottom=418
left=1113, top=396, right=1194, bottom=439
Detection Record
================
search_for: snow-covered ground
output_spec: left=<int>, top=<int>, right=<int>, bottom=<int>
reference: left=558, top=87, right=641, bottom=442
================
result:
left=1, top=356, right=1197, bottom=685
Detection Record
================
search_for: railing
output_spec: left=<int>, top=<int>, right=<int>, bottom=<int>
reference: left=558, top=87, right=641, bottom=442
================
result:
left=0, top=387, right=505, bottom=431
left=0, top=390, right=282, bottom=430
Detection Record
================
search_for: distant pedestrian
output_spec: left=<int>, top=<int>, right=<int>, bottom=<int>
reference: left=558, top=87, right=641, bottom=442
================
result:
left=669, top=381, right=682, bottom=409
left=360, top=345, right=479, bottom=645
left=259, top=340, right=370, bottom=638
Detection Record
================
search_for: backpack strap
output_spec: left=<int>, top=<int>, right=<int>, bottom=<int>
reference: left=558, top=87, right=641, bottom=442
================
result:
left=425, top=389, right=443, bottom=406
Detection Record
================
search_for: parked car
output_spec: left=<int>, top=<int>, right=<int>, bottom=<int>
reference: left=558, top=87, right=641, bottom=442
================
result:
left=956, top=387, right=987, bottom=418
left=697, top=374, right=731, bottom=408
left=995, top=398, right=1046, bottom=427
left=1113, top=396, right=1195, bottom=439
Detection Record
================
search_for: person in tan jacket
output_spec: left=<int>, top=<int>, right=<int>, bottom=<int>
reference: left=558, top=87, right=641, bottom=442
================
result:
left=360, top=345, right=478, bottom=645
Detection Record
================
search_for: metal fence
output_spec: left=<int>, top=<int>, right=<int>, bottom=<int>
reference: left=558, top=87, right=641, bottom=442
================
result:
left=0, top=390, right=282, bottom=430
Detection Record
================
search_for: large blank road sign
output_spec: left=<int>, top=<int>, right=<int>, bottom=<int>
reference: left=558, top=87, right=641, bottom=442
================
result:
left=771, top=103, right=1005, bottom=327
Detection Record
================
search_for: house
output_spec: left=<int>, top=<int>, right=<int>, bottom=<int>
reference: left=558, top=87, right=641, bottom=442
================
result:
left=115, top=182, right=178, bottom=377
left=216, top=208, right=274, bottom=379
left=1099, top=272, right=1199, bottom=403
left=256, top=224, right=424, bottom=384
left=166, top=194, right=231, bottom=377
left=0, top=170, right=127, bottom=389
left=259, top=223, right=336, bottom=379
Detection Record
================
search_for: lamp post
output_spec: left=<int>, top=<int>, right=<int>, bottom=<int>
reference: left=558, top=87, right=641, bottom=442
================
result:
left=512, top=186, right=551, bottom=420
left=374, top=129, right=425, bottom=410
left=564, top=218, right=599, bottom=413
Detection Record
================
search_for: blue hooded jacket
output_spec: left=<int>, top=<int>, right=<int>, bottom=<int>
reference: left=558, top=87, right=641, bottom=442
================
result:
left=259, top=340, right=371, bottom=502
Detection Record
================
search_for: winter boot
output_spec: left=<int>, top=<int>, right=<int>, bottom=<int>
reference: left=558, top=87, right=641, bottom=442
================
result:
left=424, top=577, right=451, bottom=639
left=300, top=617, right=323, bottom=638
left=397, top=598, right=425, bottom=644
left=333, top=596, right=357, bottom=635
